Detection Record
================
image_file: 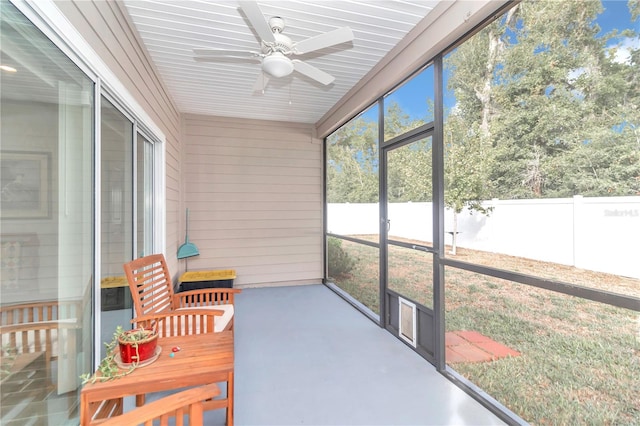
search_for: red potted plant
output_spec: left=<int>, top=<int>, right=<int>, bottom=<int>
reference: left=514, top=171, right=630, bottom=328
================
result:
left=80, top=325, right=160, bottom=384
left=118, top=327, right=158, bottom=364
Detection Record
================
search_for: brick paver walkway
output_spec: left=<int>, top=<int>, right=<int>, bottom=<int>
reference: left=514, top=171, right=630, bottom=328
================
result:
left=445, top=330, right=521, bottom=363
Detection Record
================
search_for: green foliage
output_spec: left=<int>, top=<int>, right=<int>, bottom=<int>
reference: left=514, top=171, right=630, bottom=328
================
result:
left=387, top=137, right=433, bottom=202
left=1, top=345, right=18, bottom=380
left=327, top=237, right=356, bottom=278
left=80, top=326, right=155, bottom=384
left=444, top=0, right=640, bottom=200
left=327, top=0, right=639, bottom=222
left=326, top=113, right=379, bottom=203
left=118, top=327, right=156, bottom=343
left=444, top=116, right=493, bottom=214
left=383, top=101, right=426, bottom=140
left=481, top=0, right=639, bottom=199
left=631, top=0, right=640, bottom=20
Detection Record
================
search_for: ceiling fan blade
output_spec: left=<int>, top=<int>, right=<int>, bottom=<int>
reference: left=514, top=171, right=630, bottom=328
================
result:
left=252, top=71, right=270, bottom=93
left=293, top=27, right=354, bottom=54
left=238, top=1, right=276, bottom=44
left=193, top=49, right=260, bottom=59
left=292, top=60, right=334, bottom=85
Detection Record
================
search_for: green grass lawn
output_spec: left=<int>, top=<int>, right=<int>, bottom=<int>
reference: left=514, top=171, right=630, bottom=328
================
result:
left=328, top=237, right=640, bottom=425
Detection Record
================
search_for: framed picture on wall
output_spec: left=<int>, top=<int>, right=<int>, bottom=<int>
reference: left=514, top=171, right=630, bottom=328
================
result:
left=0, top=151, right=51, bottom=219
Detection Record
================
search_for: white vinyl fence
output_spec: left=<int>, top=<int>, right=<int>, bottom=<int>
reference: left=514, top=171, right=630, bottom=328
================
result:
left=327, top=196, right=640, bottom=279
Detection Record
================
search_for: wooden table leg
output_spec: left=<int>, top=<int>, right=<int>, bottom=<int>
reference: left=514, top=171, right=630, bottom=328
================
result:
left=81, top=398, right=123, bottom=425
left=80, top=392, right=90, bottom=425
left=136, top=394, right=146, bottom=407
left=227, top=371, right=234, bottom=426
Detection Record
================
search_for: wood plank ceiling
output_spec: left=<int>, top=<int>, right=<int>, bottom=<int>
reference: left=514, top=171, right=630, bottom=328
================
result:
left=121, top=0, right=440, bottom=124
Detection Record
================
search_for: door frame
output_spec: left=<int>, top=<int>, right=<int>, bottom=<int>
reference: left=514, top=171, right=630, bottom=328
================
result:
left=380, top=126, right=440, bottom=363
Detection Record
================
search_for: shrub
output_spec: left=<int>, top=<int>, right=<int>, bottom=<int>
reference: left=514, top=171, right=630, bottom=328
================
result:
left=327, top=237, right=356, bottom=278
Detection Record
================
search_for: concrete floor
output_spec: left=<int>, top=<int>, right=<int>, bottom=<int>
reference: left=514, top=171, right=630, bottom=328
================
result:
left=139, top=284, right=506, bottom=425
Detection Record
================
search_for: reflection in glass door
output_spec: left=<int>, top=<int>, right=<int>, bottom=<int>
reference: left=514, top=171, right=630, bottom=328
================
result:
left=137, top=134, right=154, bottom=258
left=383, top=133, right=436, bottom=361
left=0, top=1, right=94, bottom=423
left=100, top=97, right=133, bottom=355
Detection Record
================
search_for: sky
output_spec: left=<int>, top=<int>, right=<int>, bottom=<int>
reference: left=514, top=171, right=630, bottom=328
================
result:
left=598, top=0, right=636, bottom=34
left=360, top=0, right=638, bottom=124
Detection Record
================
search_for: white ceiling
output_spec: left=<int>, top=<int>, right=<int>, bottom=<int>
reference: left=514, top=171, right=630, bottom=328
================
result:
left=121, top=0, right=440, bottom=124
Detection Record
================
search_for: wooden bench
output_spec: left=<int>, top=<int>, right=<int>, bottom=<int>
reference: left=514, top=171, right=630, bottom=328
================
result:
left=87, top=383, right=218, bottom=426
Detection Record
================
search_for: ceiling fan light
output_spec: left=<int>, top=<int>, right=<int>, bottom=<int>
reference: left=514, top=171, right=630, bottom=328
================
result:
left=262, top=53, right=294, bottom=78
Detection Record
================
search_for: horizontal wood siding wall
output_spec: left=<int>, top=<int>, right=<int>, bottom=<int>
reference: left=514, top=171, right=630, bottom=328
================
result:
left=57, top=0, right=183, bottom=276
left=184, top=114, right=323, bottom=287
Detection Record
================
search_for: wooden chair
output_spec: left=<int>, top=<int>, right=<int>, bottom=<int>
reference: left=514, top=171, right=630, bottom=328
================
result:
left=99, top=383, right=219, bottom=426
left=123, top=254, right=241, bottom=333
left=131, top=309, right=221, bottom=337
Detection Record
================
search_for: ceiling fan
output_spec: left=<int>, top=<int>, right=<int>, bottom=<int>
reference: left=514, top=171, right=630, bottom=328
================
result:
left=193, top=1, right=354, bottom=92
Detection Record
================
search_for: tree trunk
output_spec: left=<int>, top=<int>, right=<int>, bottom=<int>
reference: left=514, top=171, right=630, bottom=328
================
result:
left=449, top=211, right=458, bottom=255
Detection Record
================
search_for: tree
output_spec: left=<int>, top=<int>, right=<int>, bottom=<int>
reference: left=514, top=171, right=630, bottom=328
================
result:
left=327, top=0, right=639, bottom=249
left=443, top=115, right=493, bottom=254
left=386, top=138, right=432, bottom=203
left=383, top=101, right=426, bottom=140
left=326, top=115, right=379, bottom=203
left=327, top=102, right=428, bottom=204
left=490, top=0, right=639, bottom=198
left=443, top=0, right=639, bottom=201
left=443, top=13, right=502, bottom=254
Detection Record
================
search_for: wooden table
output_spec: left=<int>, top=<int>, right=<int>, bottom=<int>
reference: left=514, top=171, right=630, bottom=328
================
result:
left=80, top=331, right=234, bottom=425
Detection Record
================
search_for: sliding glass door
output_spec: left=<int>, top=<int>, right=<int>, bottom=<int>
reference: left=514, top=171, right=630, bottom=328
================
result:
left=99, top=96, right=134, bottom=352
left=137, top=133, right=154, bottom=258
left=1, top=1, right=94, bottom=423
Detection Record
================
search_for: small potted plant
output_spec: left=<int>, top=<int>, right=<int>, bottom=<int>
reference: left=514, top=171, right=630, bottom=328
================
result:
left=118, top=327, right=158, bottom=364
left=81, top=325, right=159, bottom=384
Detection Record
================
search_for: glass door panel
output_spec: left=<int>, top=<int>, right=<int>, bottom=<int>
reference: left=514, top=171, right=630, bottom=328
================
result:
left=388, top=245, right=434, bottom=309
left=100, top=97, right=133, bottom=355
left=136, top=133, right=154, bottom=258
left=1, top=1, right=94, bottom=423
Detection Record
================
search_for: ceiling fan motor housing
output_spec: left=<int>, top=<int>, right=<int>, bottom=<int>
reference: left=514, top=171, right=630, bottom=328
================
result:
left=261, top=32, right=293, bottom=55
left=260, top=16, right=294, bottom=78
left=269, top=16, right=285, bottom=33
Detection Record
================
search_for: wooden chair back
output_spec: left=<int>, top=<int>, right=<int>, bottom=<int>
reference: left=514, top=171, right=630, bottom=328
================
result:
left=99, top=383, right=219, bottom=426
left=0, top=299, right=82, bottom=390
left=131, top=309, right=221, bottom=338
left=124, top=253, right=241, bottom=335
left=123, top=254, right=175, bottom=317
left=0, top=300, right=81, bottom=326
